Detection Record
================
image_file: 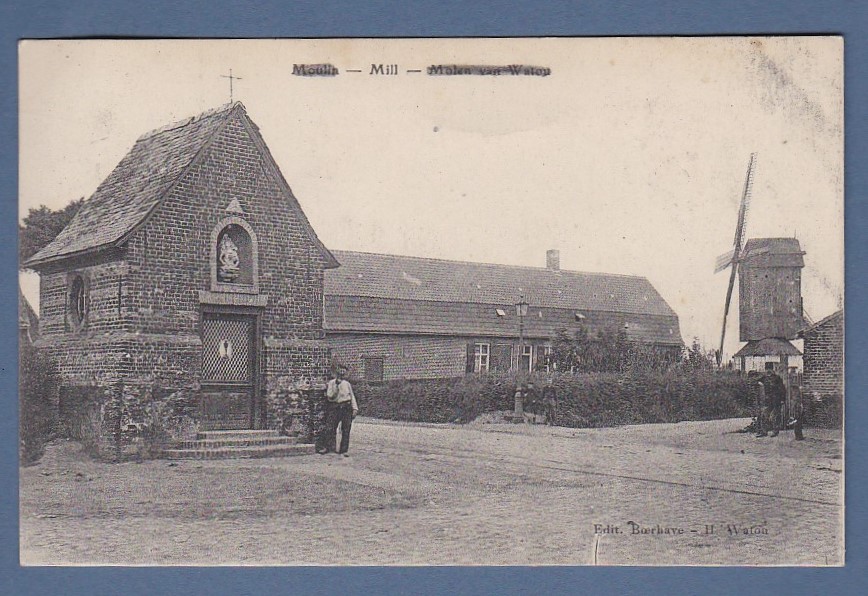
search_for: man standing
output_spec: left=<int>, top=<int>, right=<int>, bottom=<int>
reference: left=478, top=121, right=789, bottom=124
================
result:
left=757, top=370, right=785, bottom=438
left=324, top=368, right=359, bottom=456
left=765, top=369, right=787, bottom=437
left=524, top=381, right=540, bottom=422
left=751, top=371, right=766, bottom=437
left=542, top=379, right=558, bottom=426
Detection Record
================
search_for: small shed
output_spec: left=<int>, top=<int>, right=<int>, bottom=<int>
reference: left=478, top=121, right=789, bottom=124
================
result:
left=733, top=337, right=802, bottom=373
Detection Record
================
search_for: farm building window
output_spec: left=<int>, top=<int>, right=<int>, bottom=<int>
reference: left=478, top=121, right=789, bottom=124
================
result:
left=521, top=344, right=533, bottom=373
left=363, top=356, right=384, bottom=382
left=474, top=343, right=490, bottom=372
left=542, top=346, right=553, bottom=372
left=67, top=274, right=88, bottom=331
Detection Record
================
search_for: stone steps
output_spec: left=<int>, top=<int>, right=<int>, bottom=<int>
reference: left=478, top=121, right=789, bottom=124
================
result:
left=161, top=429, right=314, bottom=460
left=196, top=429, right=286, bottom=440
left=162, top=443, right=315, bottom=460
left=176, top=436, right=302, bottom=449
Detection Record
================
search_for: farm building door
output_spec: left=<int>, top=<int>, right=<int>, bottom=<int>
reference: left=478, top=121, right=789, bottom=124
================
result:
left=199, top=312, right=258, bottom=430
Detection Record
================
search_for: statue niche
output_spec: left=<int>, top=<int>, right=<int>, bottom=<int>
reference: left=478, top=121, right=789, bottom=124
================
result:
left=218, top=234, right=241, bottom=282
left=215, top=223, right=255, bottom=286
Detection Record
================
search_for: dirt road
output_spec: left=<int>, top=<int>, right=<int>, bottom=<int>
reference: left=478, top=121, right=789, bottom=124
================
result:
left=20, top=418, right=842, bottom=565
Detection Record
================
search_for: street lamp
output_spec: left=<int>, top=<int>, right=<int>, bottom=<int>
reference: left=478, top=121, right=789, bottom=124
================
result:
left=515, top=296, right=529, bottom=373
left=514, top=296, right=529, bottom=423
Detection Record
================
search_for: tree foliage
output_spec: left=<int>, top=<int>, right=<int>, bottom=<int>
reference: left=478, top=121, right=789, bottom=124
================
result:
left=683, top=337, right=716, bottom=371
left=550, top=325, right=629, bottom=372
left=19, top=198, right=83, bottom=265
left=550, top=325, right=682, bottom=373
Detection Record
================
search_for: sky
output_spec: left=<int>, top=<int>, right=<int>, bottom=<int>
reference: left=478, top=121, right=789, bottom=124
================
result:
left=18, top=38, right=844, bottom=358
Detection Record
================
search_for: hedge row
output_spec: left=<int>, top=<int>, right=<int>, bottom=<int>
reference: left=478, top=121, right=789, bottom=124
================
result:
left=354, top=374, right=515, bottom=423
left=353, top=369, right=757, bottom=428
left=19, top=342, right=59, bottom=464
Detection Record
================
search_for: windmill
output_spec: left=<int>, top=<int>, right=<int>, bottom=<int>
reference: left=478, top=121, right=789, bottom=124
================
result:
left=713, top=152, right=757, bottom=365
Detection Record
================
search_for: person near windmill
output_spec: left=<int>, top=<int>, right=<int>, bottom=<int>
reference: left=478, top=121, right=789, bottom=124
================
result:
left=755, top=369, right=786, bottom=438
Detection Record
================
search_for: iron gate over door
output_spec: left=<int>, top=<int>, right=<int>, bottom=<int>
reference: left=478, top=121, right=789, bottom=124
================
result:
left=200, top=313, right=256, bottom=430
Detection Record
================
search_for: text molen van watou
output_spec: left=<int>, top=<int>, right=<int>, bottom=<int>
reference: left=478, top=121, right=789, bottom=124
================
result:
left=427, top=64, right=551, bottom=76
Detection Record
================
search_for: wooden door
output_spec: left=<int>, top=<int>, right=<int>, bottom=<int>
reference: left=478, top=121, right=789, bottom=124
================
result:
left=199, top=313, right=257, bottom=430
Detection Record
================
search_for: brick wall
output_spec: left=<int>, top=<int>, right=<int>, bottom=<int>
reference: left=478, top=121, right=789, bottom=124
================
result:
left=802, top=311, right=844, bottom=399
left=262, top=338, right=331, bottom=383
left=35, top=333, right=200, bottom=389
left=37, top=254, right=127, bottom=384
left=34, top=335, right=127, bottom=386
left=38, top=259, right=128, bottom=337
left=261, top=338, right=331, bottom=439
left=125, top=113, right=327, bottom=340
left=328, top=334, right=477, bottom=380
left=33, top=108, right=331, bottom=445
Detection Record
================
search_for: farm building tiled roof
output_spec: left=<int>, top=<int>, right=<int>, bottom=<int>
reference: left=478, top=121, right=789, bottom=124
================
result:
left=25, top=102, right=337, bottom=269
left=324, top=250, right=683, bottom=345
left=326, top=250, right=677, bottom=316
left=733, top=338, right=802, bottom=358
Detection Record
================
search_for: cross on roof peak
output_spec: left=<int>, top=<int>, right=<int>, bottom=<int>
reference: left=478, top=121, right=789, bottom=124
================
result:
left=220, top=68, right=243, bottom=103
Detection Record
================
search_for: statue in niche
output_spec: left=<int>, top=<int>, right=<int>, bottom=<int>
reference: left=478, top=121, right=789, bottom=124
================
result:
left=218, top=233, right=241, bottom=282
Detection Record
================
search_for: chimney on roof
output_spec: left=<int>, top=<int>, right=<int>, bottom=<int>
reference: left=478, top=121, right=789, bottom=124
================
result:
left=546, top=249, right=560, bottom=271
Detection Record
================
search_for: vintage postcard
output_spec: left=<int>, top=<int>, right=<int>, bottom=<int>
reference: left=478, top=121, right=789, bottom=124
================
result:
left=18, top=38, right=843, bottom=566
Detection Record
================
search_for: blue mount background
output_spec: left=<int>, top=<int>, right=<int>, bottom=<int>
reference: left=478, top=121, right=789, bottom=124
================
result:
left=1, top=1, right=865, bottom=594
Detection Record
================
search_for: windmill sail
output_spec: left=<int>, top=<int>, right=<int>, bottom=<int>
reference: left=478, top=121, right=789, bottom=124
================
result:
left=716, top=152, right=757, bottom=364
left=714, top=248, right=736, bottom=273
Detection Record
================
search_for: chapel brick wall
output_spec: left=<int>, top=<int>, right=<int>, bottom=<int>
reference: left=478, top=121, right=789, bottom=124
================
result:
left=125, top=114, right=327, bottom=340
left=32, top=109, right=331, bottom=448
left=123, top=335, right=203, bottom=388
left=35, top=334, right=200, bottom=390
left=35, top=336, right=128, bottom=387
left=262, top=339, right=332, bottom=384
left=37, top=260, right=128, bottom=338
left=36, top=257, right=131, bottom=392
left=261, top=339, right=331, bottom=440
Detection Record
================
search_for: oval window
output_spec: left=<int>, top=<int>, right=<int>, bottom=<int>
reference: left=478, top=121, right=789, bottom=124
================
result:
left=70, top=275, right=87, bottom=326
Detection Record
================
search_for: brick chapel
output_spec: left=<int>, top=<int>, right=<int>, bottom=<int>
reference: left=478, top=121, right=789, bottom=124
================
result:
left=25, top=103, right=338, bottom=440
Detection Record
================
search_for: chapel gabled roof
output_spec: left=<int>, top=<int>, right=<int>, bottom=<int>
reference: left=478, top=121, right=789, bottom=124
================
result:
left=25, top=102, right=337, bottom=269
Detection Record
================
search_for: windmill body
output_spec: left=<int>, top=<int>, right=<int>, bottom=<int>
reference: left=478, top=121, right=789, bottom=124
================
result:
left=714, top=154, right=806, bottom=372
left=733, top=237, right=806, bottom=372
left=738, top=238, right=805, bottom=342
